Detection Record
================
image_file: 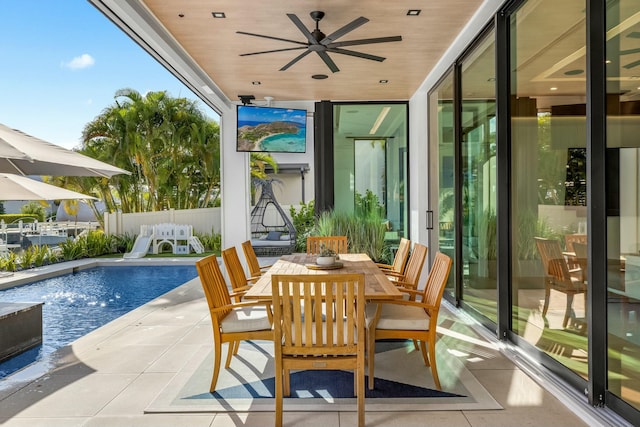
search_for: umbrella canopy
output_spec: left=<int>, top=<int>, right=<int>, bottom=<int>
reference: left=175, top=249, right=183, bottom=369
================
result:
left=0, top=123, right=129, bottom=178
left=0, top=173, right=97, bottom=200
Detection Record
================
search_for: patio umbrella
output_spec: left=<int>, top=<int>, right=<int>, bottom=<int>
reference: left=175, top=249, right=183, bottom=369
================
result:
left=0, top=173, right=98, bottom=200
left=0, top=123, right=129, bottom=178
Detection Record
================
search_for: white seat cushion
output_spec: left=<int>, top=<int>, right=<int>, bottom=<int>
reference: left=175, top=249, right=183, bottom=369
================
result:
left=364, top=302, right=430, bottom=331
left=221, top=306, right=271, bottom=333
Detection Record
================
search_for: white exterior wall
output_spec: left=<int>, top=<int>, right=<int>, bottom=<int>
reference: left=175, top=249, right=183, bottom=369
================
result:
left=104, top=205, right=296, bottom=237
left=409, top=0, right=503, bottom=272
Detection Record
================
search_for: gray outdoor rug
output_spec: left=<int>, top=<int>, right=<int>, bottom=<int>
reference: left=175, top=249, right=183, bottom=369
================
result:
left=147, top=337, right=501, bottom=413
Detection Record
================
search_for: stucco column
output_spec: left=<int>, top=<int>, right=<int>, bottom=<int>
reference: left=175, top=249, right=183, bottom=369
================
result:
left=220, top=105, right=251, bottom=251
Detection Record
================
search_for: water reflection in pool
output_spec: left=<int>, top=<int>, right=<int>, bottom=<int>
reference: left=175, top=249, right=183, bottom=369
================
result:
left=0, top=265, right=197, bottom=379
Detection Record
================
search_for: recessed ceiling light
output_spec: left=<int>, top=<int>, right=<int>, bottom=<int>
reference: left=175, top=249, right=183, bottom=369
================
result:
left=407, top=10, right=421, bottom=16
left=564, top=69, right=584, bottom=75
left=487, top=77, right=496, bottom=82
left=211, top=12, right=226, bottom=18
left=252, top=81, right=261, bottom=85
left=312, top=74, right=328, bottom=80
left=605, top=59, right=612, bottom=64
left=379, top=79, right=389, bottom=84
left=178, top=13, right=184, bottom=18
left=550, top=87, right=558, bottom=91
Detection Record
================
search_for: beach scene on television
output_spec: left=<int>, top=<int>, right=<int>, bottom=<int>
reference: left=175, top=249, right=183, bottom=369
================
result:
left=237, top=105, right=307, bottom=152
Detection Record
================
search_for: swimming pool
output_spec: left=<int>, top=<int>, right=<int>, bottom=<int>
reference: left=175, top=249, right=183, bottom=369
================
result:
left=0, top=265, right=198, bottom=379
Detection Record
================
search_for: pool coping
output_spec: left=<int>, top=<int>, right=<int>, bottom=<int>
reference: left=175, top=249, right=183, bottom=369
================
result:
left=0, top=256, right=202, bottom=291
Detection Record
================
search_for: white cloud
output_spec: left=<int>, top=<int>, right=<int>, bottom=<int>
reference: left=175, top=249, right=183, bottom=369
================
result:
left=63, top=54, right=95, bottom=70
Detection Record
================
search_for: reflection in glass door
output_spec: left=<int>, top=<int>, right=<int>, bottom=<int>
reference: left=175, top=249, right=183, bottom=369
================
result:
left=606, top=0, right=640, bottom=411
left=333, top=103, right=408, bottom=246
left=429, top=73, right=456, bottom=297
left=460, top=31, right=497, bottom=322
left=509, top=0, right=588, bottom=379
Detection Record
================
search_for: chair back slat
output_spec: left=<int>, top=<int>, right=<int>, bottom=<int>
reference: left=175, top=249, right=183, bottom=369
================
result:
left=402, top=243, right=428, bottom=291
left=222, top=246, right=250, bottom=292
left=573, top=241, right=588, bottom=282
left=564, top=234, right=587, bottom=253
left=195, top=255, right=232, bottom=322
left=421, top=252, right=453, bottom=309
left=273, top=273, right=364, bottom=355
left=392, top=238, right=411, bottom=274
left=241, top=240, right=262, bottom=277
left=306, top=236, right=349, bottom=255
left=535, top=237, right=574, bottom=284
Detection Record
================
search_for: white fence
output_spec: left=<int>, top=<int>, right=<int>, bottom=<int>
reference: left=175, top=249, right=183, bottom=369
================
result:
left=103, top=205, right=297, bottom=237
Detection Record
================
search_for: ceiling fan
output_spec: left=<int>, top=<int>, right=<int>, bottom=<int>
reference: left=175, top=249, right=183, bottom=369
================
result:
left=237, top=11, right=402, bottom=73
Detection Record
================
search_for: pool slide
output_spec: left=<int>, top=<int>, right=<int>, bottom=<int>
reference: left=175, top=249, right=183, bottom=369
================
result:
left=123, top=234, right=153, bottom=259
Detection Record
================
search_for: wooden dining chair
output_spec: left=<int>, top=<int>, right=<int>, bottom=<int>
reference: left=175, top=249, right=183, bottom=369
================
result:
left=376, top=237, right=411, bottom=276
left=306, top=235, right=348, bottom=255
left=535, top=237, right=587, bottom=328
left=271, top=273, right=365, bottom=427
left=365, top=252, right=452, bottom=390
left=195, top=254, right=273, bottom=392
left=222, top=246, right=259, bottom=301
left=242, top=240, right=272, bottom=278
left=564, top=234, right=587, bottom=270
left=386, top=242, right=428, bottom=297
left=573, top=241, right=588, bottom=282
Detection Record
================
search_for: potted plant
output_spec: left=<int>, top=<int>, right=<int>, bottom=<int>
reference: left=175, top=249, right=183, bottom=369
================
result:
left=317, top=245, right=337, bottom=266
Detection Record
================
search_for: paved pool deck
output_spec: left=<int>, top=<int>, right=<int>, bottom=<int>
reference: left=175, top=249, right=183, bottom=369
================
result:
left=0, top=257, right=630, bottom=426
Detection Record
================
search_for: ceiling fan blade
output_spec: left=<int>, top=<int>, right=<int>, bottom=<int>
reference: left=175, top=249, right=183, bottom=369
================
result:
left=327, top=47, right=385, bottom=62
left=620, top=47, right=640, bottom=55
left=317, top=51, right=340, bottom=73
left=321, top=17, right=369, bottom=45
left=328, top=36, right=402, bottom=48
left=623, top=59, right=640, bottom=69
left=236, top=31, right=308, bottom=46
left=287, top=14, right=318, bottom=45
left=280, top=50, right=312, bottom=71
left=240, top=46, right=308, bottom=57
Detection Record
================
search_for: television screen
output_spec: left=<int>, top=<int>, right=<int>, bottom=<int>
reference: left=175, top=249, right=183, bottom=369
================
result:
left=236, top=105, right=307, bottom=153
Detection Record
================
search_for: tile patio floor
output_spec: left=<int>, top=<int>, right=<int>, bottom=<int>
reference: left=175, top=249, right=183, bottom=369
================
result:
left=0, top=257, right=631, bottom=427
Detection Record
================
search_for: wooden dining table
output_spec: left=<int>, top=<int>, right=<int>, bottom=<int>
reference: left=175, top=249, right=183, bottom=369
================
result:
left=244, top=253, right=403, bottom=300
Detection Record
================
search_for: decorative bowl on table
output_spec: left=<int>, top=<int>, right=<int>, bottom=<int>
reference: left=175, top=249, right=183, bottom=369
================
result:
left=316, top=256, right=336, bottom=266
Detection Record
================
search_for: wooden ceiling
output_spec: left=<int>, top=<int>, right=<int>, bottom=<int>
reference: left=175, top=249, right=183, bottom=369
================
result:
left=137, top=0, right=484, bottom=102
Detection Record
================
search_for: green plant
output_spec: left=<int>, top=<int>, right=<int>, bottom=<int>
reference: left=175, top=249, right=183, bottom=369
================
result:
left=290, top=200, right=316, bottom=252
left=80, top=230, right=112, bottom=257
left=58, top=238, right=86, bottom=261
left=19, top=246, right=36, bottom=269
left=20, top=202, right=47, bottom=222
left=112, top=232, right=136, bottom=253
left=194, top=229, right=222, bottom=253
left=318, top=244, right=336, bottom=257
left=355, top=189, right=385, bottom=218
left=478, top=210, right=497, bottom=260
left=33, top=245, right=50, bottom=267
left=312, top=210, right=390, bottom=263
left=0, top=251, right=18, bottom=272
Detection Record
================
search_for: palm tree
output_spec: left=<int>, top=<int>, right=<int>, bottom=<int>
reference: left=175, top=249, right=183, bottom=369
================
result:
left=81, top=88, right=220, bottom=213
left=250, top=152, right=278, bottom=205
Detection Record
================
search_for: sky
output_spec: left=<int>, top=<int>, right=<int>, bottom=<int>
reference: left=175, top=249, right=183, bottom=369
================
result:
left=0, top=0, right=219, bottom=150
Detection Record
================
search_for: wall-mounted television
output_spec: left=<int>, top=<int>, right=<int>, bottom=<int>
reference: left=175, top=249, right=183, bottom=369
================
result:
left=236, top=105, right=307, bottom=153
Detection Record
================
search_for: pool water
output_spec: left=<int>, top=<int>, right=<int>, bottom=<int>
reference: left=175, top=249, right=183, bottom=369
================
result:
left=0, top=265, right=197, bottom=379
